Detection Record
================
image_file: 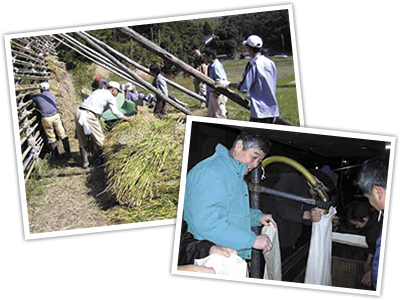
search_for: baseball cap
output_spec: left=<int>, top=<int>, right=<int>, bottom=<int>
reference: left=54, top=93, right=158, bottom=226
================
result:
left=243, top=35, right=263, bottom=48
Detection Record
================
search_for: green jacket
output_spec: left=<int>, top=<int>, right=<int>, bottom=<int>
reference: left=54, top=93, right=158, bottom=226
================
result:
left=184, top=144, right=263, bottom=259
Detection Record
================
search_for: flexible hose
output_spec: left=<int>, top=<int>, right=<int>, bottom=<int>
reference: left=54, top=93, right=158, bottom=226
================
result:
left=261, top=156, right=329, bottom=203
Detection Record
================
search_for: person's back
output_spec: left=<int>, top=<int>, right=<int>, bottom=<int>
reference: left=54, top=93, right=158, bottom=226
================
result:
left=241, top=55, right=279, bottom=119
left=32, top=91, right=58, bottom=117
left=80, top=89, right=119, bottom=116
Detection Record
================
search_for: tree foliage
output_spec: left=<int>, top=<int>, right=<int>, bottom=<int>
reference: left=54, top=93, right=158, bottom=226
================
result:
left=57, top=9, right=292, bottom=75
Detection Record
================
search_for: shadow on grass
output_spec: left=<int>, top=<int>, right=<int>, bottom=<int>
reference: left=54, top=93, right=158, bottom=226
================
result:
left=85, top=161, right=119, bottom=211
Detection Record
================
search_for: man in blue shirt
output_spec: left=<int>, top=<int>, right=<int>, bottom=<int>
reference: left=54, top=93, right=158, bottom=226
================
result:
left=357, top=158, right=389, bottom=290
left=216, top=35, right=280, bottom=123
left=184, top=130, right=277, bottom=260
left=203, top=49, right=228, bottom=118
left=124, top=82, right=139, bottom=104
left=31, top=82, right=71, bottom=159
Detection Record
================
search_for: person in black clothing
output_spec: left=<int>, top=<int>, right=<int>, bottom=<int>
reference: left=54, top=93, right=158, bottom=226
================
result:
left=192, top=45, right=207, bottom=98
left=260, top=165, right=338, bottom=262
left=178, top=220, right=236, bottom=273
left=346, top=200, right=383, bottom=287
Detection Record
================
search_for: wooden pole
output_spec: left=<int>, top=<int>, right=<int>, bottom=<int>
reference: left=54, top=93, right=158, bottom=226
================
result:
left=119, top=27, right=250, bottom=110
left=80, top=31, right=206, bottom=104
left=53, top=34, right=147, bottom=91
left=76, top=31, right=193, bottom=116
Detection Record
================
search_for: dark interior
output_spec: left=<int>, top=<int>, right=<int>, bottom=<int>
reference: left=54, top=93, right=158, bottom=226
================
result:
left=186, top=121, right=390, bottom=290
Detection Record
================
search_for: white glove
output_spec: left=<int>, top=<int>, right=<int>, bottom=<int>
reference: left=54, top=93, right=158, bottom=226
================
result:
left=215, top=79, right=231, bottom=89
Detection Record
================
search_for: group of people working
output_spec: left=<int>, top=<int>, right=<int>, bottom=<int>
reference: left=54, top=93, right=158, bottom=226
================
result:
left=31, top=64, right=171, bottom=167
left=192, top=35, right=281, bottom=123
left=178, top=130, right=387, bottom=290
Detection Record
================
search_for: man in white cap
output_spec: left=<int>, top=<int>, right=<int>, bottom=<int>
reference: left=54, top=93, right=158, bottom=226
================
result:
left=216, top=35, right=280, bottom=123
left=75, top=81, right=133, bottom=167
left=31, top=82, right=71, bottom=159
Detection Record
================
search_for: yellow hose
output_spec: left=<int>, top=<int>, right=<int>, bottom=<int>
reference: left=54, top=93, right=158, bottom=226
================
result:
left=262, top=156, right=328, bottom=203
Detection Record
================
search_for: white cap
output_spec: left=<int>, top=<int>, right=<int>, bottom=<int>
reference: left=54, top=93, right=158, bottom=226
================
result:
left=243, top=35, right=263, bottom=48
left=39, top=82, right=50, bottom=90
left=125, top=82, right=133, bottom=91
left=108, top=81, right=121, bottom=92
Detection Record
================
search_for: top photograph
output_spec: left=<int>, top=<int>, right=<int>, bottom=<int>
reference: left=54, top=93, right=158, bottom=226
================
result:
left=5, top=5, right=302, bottom=238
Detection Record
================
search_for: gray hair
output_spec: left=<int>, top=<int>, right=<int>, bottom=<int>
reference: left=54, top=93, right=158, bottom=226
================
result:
left=233, top=130, right=271, bottom=154
left=357, top=158, right=389, bottom=195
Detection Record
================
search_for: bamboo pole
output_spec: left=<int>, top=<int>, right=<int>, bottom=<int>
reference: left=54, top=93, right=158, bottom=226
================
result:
left=53, top=34, right=147, bottom=91
left=15, top=84, right=40, bottom=93
left=14, top=74, right=49, bottom=82
left=24, top=142, right=44, bottom=183
left=20, top=123, right=39, bottom=146
left=74, top=32, right=189, bottom=107
left=76, top=31, right=193, bottom=115
left=80, top=31, right=206, bottom=104
left=119, top=27, right=250, bottom=110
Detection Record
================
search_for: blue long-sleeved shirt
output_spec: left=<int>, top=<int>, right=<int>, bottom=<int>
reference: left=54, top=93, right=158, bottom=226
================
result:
left=207, top=59, right=227, bottom=93
left=184, top=144, right=263, bottom=259
left=372, top=230, right=382, bottom=289
left=32, top=91, right=58, bottom=117
left=237, top=55, right=279, bottom=119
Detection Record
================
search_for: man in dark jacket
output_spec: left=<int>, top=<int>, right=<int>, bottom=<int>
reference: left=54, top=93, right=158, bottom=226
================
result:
left=178, top=220, right=236, bottom=273
left=261, top=165, right=338, bottom=262
left=357, top=158, right=389, bottom=290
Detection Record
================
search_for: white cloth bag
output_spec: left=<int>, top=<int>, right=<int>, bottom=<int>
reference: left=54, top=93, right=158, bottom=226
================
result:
left=194, top=253, right=247, bottom=277
left=304, top=206, right=337, bottom=286
left=78, top=110, right=91, bottom=135
left=262, top=225, right=282, bottom=280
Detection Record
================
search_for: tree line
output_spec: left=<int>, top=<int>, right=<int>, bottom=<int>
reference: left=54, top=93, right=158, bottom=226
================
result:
left=57, top=9, right=291, bottom=75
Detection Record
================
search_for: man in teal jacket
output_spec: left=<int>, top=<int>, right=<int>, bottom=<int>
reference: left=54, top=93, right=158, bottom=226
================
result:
left=184, top=130, right=276, bottom=260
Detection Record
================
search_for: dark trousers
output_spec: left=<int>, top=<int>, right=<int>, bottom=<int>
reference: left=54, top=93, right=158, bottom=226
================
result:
left=250, top=116, right=291, bottom=126
left=154, top=100, right=168, bottom=118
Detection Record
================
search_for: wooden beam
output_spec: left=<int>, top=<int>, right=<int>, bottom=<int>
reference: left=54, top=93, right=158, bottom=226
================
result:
left=119, top=27, right=250, bottom=110
left=80, top=31, right=206, bottom=104
left=76, top=31, right=193, bottom=116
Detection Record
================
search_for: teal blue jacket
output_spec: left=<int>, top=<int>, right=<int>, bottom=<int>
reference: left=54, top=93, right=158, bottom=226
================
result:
left=184, top=144, right=263, bottom=259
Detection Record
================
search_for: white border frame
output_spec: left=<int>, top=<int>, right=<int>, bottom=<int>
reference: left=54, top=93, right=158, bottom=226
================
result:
left=4, top=4, right=303, bottom=240
left=171, top=115, right=396, bottom=296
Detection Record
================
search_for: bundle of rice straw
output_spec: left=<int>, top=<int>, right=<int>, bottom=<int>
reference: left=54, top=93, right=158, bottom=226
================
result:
left=103, top=112, right=185, bottom=208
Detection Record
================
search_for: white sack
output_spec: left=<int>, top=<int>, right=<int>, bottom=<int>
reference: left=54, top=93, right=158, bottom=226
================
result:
left=304, top=206, right=336, bottom=286
left=262, top=225, right=282, bottom=280
left=194, top=253, right=247, bottom=277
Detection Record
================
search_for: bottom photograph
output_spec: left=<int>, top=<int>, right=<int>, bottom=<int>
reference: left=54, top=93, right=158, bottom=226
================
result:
left=171, top=116, right=394, bottom=296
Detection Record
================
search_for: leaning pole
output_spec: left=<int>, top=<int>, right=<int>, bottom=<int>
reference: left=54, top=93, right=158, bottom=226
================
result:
left=76, top=31, right=193, bottom=115
left=119, top=27, right=250, bottom=110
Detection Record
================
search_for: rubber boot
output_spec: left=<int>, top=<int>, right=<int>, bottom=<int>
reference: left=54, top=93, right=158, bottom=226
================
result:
left=62, top=137, right=72, bottom=159
left=50, top=142, right=60, bottom=159
left=93, top=146, right=104, bottom=165
left=79, top=147, right=89, bottom=168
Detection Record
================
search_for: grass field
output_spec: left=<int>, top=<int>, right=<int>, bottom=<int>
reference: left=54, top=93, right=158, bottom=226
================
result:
left=161, top=57, right=300, bottom=126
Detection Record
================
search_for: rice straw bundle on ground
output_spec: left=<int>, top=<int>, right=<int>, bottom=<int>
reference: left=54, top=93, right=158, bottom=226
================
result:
left=103, top=112, right=185, bottom=209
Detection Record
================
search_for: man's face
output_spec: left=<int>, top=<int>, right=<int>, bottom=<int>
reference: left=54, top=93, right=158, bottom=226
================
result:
left=110, top=88, right=119, bottom=96
left=204, top=55, right=211, bottom=64
left=364, top=185, right=386, bottom=211
left=232, top=140, right=266, bottom=175
left=193, top=49, right=200, bottom=56
left=349, top=217, right=369, bottom=229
